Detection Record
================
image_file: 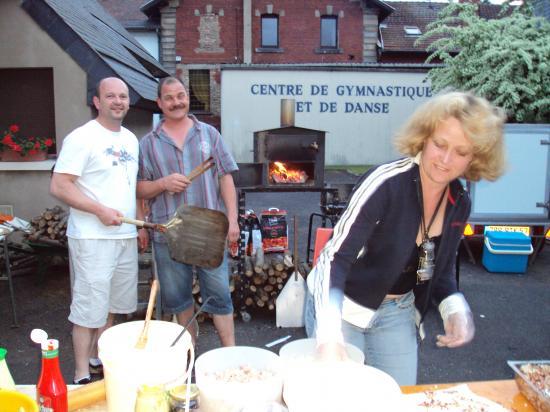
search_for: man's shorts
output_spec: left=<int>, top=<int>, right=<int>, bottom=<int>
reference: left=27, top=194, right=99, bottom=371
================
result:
left=153, top=241, right=233, bottom=316
left=68, top=238, right=138, bottom=328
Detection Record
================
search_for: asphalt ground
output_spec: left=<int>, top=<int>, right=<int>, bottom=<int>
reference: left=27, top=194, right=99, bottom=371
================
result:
left=1, top=170, right=549, bottom=385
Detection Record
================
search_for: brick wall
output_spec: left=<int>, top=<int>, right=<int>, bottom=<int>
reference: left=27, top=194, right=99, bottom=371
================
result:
left=251, top=0, right=365, bottom=64
left=173, top=0, right=368, bottom=65
left=175, top=0, right=243, bottom=64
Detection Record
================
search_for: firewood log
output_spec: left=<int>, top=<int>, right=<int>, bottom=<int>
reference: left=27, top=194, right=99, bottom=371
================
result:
left=254, top=248, right=265, bottom=273
left=283, top=250, right=293, bottom=268
left=272, top=254, right=285, bottom=271
left=244, top=256, right=253, bottom=277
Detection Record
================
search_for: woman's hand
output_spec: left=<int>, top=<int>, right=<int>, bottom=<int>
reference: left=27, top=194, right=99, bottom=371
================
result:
left=436, top=311, right=475, bottom=348
left=315, top=342, right=349, bottom=362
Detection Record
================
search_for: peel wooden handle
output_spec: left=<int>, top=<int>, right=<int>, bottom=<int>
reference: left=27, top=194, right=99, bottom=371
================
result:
left=120, top=217, right=160, bottom=231
left=293, top=216, right=299, bottom=281
left=135, top=279, right=159, bottom=349
left=67, top=380, right=106, bottom=411
left=188, top=156, right=215, bottom=181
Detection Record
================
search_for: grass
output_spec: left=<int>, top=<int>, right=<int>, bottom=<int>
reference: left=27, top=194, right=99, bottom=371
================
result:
left=325, top=165, right=373, bottom=175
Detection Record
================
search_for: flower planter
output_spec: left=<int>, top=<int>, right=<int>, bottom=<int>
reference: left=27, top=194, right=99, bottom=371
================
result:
left=0, top=148, right=48, bottom=162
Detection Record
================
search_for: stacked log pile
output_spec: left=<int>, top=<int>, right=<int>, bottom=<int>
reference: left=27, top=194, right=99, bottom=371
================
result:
left=188, top=250, right=310, bottom=322
left=235, top=249, right=310, bottom=312
left=27, top=206, right=68, bottom=247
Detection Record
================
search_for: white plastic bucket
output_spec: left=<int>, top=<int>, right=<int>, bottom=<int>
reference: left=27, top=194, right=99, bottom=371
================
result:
left=98, top=320, right=193, bottom=412
left=195, top=346, right=283, bottom=412
left=279, top=338, right=365, bottom=364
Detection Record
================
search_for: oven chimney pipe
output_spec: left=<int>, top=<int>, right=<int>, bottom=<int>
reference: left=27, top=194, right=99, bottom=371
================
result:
left=280, top=99, right=295, bottom=127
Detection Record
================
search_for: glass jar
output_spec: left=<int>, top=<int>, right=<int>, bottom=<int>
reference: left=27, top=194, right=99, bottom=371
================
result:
left=135, top=384, right=170, bottom=412
left=168, top=384, right=200, bottom=411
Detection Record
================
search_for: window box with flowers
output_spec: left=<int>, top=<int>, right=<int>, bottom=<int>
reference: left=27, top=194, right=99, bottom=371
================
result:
left=0, top=124, right=54, bottom=162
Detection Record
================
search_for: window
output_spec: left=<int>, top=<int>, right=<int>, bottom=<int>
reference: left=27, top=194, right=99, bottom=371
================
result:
left=320, top=16, right=338, bottom=49
left=0, top=68, right=56, bottom=154
left=261, top=14, right=279, bottom=48
left=189, top=70, right=210, bottom=113
left=404, top=26, right=422, bottom=36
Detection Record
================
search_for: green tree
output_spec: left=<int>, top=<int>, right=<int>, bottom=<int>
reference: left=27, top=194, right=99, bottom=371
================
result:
left=417, top=3, right=550, bottom=123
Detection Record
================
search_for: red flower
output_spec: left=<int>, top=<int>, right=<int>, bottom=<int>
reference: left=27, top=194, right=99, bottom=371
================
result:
left=34, top=142, right=41, bottom=149
left=44, top=138, right=54, bottom=147
left=9, top=124, right=19, bottom=133
left=12, top=144, right=22, bottom=152
left=2, top=134, right=13, bottom=145
left=28, top=149, right=37, bottom=155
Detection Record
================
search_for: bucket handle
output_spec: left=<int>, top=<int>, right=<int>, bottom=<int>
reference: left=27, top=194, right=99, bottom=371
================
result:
left=171, top=296, right=213, bottom=347
left=484, top=237, right=534, bottom=255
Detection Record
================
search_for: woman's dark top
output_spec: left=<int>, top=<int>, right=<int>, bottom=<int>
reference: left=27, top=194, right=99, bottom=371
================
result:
left=389, top=235, right=442, bottom=295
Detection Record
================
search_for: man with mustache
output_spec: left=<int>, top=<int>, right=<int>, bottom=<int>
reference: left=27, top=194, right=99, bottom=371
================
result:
left=137, top=76, right=239, bottom=347
left=51, top=77, right=146, bottom=384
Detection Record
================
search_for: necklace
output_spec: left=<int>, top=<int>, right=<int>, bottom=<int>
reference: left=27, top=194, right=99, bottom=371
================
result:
left=416, top=180, right=447, bottom=283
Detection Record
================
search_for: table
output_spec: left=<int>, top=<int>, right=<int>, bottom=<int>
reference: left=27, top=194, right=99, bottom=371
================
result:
left=402, top=380, right=535, bottom=411
left=17, top=379, right=536, bottom=411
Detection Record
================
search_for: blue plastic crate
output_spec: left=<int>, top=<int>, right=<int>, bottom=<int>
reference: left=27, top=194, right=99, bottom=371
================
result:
left=482, top=231, right=533, bottom=274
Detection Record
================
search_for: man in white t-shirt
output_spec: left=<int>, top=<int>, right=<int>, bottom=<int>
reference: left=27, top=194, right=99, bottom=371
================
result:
left=50, top=77, right=146, bottom=384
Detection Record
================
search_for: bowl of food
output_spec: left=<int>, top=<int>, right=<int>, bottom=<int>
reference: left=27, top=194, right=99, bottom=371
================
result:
left=195, top=346, right=283, bottom=412
left=507, top=360, right=550, bottom=412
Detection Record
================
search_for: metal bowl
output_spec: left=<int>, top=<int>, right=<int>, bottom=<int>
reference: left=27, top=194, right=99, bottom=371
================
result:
left=508, top=360, right=550, bottom=412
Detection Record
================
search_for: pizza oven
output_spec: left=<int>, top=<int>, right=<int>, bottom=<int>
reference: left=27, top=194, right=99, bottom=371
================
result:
left=234, top=99, right=325, bottom=189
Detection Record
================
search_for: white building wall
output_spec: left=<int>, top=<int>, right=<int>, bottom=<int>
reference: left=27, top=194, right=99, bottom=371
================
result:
left=221, top=69, right=432, bottom=166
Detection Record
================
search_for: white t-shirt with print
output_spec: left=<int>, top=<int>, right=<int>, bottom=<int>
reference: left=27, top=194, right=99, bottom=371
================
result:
left=54, top=120, right=139, bottom=239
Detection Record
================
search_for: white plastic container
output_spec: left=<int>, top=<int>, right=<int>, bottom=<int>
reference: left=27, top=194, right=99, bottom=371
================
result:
left=98, top=320, right=193, bottom=412
left=194, top=346, right=283, bottom=412
left=279, top=338, right=365, bottom=364
left=283, top=361, right=403, bottom=412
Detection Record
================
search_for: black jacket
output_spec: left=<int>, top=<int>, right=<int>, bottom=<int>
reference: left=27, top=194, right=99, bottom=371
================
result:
left=311, top=156, right=471, bottom=329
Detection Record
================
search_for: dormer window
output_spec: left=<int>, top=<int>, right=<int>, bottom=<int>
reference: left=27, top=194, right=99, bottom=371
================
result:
left=404, top=26, right=422, bottom=36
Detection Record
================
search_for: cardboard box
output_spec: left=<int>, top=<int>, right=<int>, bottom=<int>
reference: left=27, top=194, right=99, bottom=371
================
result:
left=482, top=231, right=533, bottom=273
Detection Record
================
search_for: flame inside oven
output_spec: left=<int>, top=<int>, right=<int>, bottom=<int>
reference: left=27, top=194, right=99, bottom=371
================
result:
left=269, top=161, right=308, bottom=184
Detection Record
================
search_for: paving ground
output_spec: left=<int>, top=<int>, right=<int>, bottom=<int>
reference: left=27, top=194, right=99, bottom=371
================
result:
left=1, top=171, right=549, bottom=385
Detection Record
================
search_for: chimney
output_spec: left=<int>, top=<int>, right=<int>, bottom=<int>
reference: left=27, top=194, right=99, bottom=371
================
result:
left=280, top=99, right=295, bottom=127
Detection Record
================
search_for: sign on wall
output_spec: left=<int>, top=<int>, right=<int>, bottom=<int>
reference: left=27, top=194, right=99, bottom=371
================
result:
left=221, top=69, right=432, bottom=166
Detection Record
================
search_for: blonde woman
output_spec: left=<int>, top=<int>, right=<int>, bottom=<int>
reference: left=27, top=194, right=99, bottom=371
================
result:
left=306, top=91, right=506, bottom=385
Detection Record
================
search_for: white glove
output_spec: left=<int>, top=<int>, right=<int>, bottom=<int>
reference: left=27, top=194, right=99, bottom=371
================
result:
left=436, top=293, right=475, bottom=348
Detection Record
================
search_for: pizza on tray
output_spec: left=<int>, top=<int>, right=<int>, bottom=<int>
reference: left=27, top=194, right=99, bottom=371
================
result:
left=404, top=384, right=509, bottom=412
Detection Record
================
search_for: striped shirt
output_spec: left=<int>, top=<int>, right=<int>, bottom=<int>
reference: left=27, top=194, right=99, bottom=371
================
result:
left=138, top=115, right=238, bottom=241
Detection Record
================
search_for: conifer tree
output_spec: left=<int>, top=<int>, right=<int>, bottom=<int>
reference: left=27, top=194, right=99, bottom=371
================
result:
left=417, top=3, right=550, bottom=123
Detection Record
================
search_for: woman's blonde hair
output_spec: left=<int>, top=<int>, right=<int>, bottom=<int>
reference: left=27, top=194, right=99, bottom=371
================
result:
left=394, top=91, right=506, bottom=181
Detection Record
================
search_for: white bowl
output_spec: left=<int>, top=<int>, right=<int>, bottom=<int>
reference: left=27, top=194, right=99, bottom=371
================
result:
left=279, top=338, right=365, bottom=364
left=283, top=361, right=403, bottom=412
left=195, top=346, right=283, bottom=412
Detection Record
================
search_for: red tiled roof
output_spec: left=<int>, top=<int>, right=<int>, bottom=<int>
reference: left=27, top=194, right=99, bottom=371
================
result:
left=381, top=2, right=507, bottom=52
left=98, top=0, right=148, bottom=24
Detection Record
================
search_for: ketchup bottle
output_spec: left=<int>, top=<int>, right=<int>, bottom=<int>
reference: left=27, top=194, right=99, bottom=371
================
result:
left=36, top=338, right=68, bottom=412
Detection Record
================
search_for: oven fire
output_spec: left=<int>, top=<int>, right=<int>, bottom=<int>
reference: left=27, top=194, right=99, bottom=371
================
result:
left=269, top=161, right=308, bottom=184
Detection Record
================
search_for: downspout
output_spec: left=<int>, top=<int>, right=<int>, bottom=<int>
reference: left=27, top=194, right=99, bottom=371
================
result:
left=243, top=0, right=252, bottom=64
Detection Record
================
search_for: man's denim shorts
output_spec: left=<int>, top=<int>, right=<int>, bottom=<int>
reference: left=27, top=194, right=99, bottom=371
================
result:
left=153, top=241, right=233, bottom=315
